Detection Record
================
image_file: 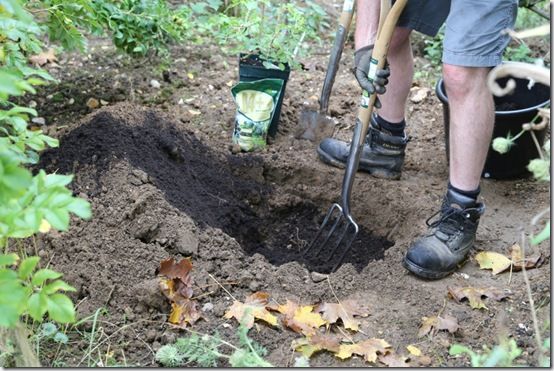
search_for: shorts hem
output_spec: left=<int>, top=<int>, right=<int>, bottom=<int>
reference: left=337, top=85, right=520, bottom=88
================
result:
left=442, top=53, right=503, bottom=67
left=397, top=19, right=441, bottom=37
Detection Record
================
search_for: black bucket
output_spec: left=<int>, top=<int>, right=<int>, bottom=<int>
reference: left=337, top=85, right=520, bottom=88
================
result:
left=238, top=54, right=291, bottom=137
left=436, top=77, right=550, bottom=179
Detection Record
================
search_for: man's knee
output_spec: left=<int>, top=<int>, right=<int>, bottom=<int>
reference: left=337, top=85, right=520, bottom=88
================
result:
left=443, top=64, right=489, bottom=98
left=390, top=27, right=412, bottom=52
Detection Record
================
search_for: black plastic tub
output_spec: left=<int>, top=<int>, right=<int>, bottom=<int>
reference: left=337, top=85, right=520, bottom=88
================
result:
left=238, top=54, right=291, bottom=137
left=436, top=77, right=550, bottom=179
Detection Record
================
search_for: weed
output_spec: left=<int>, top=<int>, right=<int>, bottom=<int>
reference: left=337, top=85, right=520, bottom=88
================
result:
left=155, top=324, right=272, bottom=367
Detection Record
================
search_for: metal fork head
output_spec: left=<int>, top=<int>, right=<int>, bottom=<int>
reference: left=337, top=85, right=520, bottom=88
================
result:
left=302, top=203, right=359, bottom=272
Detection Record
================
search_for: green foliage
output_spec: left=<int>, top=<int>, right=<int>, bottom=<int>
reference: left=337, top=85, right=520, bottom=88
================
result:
left=504, top=43, right=534, bottom=63
left=423, top=26, right=444, bottom=68
left=91, top=0, right=192, bottom=56
left=0, top=254, right=76, bottom=328
left=449, top=338, right=523, bottom=367
left=190, top=0, right=327, bottom=70
left=155, top=325, right=272, bottom=367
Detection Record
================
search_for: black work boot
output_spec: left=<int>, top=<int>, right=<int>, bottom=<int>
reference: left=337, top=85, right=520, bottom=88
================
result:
left=317, top=114, right=408, bottom=179
left=403, top=188, right=485, bottom=279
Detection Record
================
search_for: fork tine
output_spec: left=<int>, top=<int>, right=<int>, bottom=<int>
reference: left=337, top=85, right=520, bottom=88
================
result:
left=303, top=203, right=342, bottom=257
left=331, top=219, right=359, bottom=272
left=323, top=221, right=352, bottom=262
left=315, top=211, right=344, bottom=258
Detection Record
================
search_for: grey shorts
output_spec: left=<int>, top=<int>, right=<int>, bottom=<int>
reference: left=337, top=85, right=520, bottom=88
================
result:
left=397, top=0, right=518, bottom=67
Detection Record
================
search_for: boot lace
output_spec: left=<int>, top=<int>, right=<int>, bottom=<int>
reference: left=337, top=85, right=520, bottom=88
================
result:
left=425, top=206, right=470, bottom=238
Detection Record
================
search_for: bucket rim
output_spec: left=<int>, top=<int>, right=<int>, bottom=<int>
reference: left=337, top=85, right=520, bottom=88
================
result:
left=435, top=78, right=550, bottom=116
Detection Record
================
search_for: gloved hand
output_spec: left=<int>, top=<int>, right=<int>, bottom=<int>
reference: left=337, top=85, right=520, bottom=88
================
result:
left=354, top=44, right=390, bottom=108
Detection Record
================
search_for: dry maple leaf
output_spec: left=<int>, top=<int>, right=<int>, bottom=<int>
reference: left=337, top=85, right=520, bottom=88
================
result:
left=269, top=300, right=327, bottom=336
left=378, top=352, right=410, bottom=367
left=158, top=258, right=200, bottom=327
left=448, top=286, right=511, bottom=309
left=292, top=333, right=341, bottom=358
left=336, top=338, right=391, bottom=363
left=29, top=48, right=57, bottom=66
left=159, top=258, right=193, bottom=281
left=224, top=292, right=278, bottom=329
left=169, top=300, right=202, bottom=327
left=316, top=299, right=369, bottom=331
left=475, top=251, right=512, bottom=275
left=418, top=314, right=459, bottom=337
left=510, top=244, right=543, bottom=271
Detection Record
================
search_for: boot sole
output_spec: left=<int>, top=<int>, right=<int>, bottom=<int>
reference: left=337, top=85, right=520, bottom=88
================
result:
left=402, top=257, right=454, bottom=280
left=317, top=147, right=401, bottom=180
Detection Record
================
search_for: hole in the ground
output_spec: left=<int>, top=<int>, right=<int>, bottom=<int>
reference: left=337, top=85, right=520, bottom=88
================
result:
left=231, top=203, right=394, bottom=273
left=39, top=107, right=392, bottom=273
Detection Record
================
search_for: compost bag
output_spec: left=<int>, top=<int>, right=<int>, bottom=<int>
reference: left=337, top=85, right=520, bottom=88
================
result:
left=231, top=78, right=284, bottom=151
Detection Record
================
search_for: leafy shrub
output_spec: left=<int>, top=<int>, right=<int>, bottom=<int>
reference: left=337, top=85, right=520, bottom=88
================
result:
left=189, top=0, right=328, bottom=70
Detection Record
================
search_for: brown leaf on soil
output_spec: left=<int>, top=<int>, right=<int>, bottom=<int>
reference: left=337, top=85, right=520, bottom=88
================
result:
left=269, top=300, right=326, bottom=336
left=158, top=257, right=200, bottom=327
left=448, top=286, right=511, bottom=309
left=315, top=299, right=370, bottom=331
left=378, top=352, right=410, bottom=367
left=418, top=314, right=459, bottom=337
left=335, top=338, right=391, bottom=363
left=29, top=48, right=57, bottom=66
left=224, top=292, right=278, bottom=329
left=292, top=333, right=341, bottom=358
left=160, top=257, right=193, bottom=281
left=510, top=244, right=543, bottom=271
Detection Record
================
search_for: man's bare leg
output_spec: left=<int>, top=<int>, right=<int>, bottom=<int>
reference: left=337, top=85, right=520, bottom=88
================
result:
left=443, top=64, right=494, bottom=191
left=376, top=28, right=413, bottom=124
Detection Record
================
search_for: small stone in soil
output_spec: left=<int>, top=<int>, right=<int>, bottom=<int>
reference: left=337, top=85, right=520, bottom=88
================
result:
left=248, top=280, right=261, bottom=291
left=310, top=271, right=328, bottom=283
left=150, top=79, right=161, bottom=89
left=31, top=117, right=46, bottom=125
left=202, top=303, right=214, bottom=312
left=28, top=100, right=37, bottom=108
left=230, top=144, right=241, bottom=154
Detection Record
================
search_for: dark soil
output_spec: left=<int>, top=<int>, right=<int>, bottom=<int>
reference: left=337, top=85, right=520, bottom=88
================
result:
left=26, top=12, right=550, bottom=368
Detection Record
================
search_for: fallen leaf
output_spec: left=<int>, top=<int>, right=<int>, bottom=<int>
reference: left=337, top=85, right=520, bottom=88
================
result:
left=418, top=314, right=459, bottom=337
left=158, top=258, right=200, bottom=327
left=407, top=345, right=422, bottom=357
left=29, top=48, right=57, bottom=66
left=378, top=352, right=410, bottom=367
left=475, top=251, right=512, bottom=275
left=336, top=338, right=391, bottom=363
left=224, top=292, right=278, bottom=329
left=316, top=299, right=369, bottom=331
left=159, top=258, right=193, bottom=281
left=86, top=98, right=100, bottom=109
left=448, top=286, right=511, bottom=309
left=510, top=244, right=543, bottom=271
left=269, top=300, right=326, bottom=335
left=292, top=333, right=341, bottom=358
left=169, top=300, right=201, bottom=327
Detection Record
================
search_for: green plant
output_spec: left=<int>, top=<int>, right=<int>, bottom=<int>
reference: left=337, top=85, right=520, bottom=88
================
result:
left=449, top=338, right=523, bottom=367
left=190, top=0, right=327, bottom=70
left=155, top=324, right=272, bottom=367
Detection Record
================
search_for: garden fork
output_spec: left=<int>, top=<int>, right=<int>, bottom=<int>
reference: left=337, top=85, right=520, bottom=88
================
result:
left=303, top=0, right=408, bottom=272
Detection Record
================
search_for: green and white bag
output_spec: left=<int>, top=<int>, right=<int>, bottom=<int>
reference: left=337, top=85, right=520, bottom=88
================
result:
left=231, top=78, right=284, bottom=152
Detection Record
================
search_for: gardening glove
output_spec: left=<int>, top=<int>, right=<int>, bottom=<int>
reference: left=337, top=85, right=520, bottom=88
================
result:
left=354, top=44, right=390, bottom=109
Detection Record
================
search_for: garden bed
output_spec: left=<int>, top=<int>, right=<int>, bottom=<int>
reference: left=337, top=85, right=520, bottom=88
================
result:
left=31, top=37, right=550, bottom=367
